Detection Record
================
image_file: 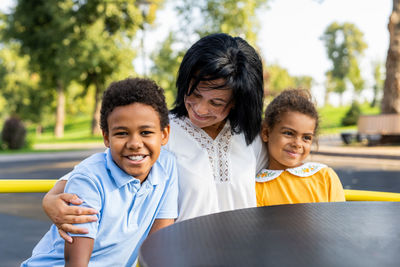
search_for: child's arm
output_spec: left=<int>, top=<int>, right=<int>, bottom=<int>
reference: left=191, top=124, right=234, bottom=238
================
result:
left=64, top=237, right=94, bottom=267
left=150, top=152, right=179, bottom=234
left=42, top=179, right=98, bottom=243
left=149, top=218, right=174, bottom=235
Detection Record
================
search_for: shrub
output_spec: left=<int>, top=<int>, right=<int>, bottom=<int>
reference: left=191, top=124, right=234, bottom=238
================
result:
left=341, top=102, right=361, bottom=126
left=1, top=117, right=27, bottom=149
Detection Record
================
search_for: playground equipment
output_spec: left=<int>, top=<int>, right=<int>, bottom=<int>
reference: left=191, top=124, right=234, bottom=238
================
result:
left=1, top=179, right=400, bottom=202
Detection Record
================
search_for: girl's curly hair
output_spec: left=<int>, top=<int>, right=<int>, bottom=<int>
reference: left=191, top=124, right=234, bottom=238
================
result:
left=264, top=89, right=319, bottom=137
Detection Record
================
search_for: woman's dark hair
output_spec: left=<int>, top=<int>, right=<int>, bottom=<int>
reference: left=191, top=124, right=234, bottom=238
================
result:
left=171, top=33, right=264, bottom=145
left=264, top=89, right=319, bottom=136
left=100, top=78, right=169, bottom=133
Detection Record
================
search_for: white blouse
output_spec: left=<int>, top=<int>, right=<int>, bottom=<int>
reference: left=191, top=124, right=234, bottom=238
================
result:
left=165, top=115, right=267, bottom=221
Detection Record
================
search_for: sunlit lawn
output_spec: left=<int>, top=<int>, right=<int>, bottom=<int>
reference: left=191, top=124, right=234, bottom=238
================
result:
left=31, top=116, right=103, bottom=144
left=319, top=103, right=380, bottom=134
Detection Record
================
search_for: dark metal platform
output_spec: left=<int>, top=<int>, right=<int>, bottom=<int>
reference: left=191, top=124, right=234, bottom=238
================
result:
left=0, top=213, right=51, bottom=267
left=139, top=202, right=400, bottom=267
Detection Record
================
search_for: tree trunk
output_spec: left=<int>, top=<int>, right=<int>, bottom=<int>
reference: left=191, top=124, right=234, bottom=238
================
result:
left=35, top=124, right=43, bottom=136
left=54, top=81, right=65, bottom=138
left=382, top=0, right=400, bottom=114
left=370, top=85, right=378, bottom=107
left=91, top=81, right=102, bottom=136
left=324, top=89, right=330, bottom=106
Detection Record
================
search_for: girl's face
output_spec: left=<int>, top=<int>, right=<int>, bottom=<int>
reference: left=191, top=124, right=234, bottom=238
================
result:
left=262, top=111, right=316, bottom=170
left=184, top=78, right=234, bottom=136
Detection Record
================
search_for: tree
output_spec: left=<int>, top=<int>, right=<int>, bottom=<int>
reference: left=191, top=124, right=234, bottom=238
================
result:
left=264, top=64, right=296, bottom=97
left=0, top=43, right=52, bottom=132
left=371, top=60, right=384, bottom=107
left=264, top=64, right=313, bottom=97
left=321, top=22, right=367, bottom=103
left=294, top=75, right=314, bottom=91
left=382, top=0, right=400, bottom=114
left=150, top=32, right=185, bottom=107
left=4, top=0, right=164, bottom=136
left=177, top=0, right=268, bottom=46
left=3, top=0, right=80, bottom=137
left=70, top=0, right=164, bottom=135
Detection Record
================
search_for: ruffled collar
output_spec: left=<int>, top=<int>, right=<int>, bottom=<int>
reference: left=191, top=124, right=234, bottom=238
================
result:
left=255, top=162, right=327, bottom=183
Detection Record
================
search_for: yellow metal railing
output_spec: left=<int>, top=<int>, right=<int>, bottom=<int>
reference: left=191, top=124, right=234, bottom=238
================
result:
left=1, top=180, right=400, bottom=202
left=344, top=189, right=400, bottom=202
left=0, top=179, right=58, bottom=193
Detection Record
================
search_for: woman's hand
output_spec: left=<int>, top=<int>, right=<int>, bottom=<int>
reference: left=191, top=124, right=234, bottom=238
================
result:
left=42, top=180, right=98, bottom=243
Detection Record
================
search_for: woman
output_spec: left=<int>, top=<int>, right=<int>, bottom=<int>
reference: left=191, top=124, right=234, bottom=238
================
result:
left=42, top=33, right=267, bottom=241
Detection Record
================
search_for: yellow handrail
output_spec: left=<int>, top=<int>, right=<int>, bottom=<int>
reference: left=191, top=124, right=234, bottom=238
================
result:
left=0, top=179, right=58, bottom=193
left=344, top=189, right=400, bottom=202
left=1, top=180, right=400, bottom=202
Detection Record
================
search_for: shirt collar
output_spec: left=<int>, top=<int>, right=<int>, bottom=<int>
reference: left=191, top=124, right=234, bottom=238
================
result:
left=105, top=148, right=162, bottom=188
left=256, top=162, right=327, bottom=183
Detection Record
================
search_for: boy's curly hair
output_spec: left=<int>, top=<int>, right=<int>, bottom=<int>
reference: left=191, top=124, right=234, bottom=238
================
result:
left=100, top=78, right=169, bottom=133
left=264, top=89, right=319, bottom=135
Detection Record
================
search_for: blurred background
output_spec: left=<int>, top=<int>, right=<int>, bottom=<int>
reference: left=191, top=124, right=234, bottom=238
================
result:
left=0, top=0, right=397, bottom=147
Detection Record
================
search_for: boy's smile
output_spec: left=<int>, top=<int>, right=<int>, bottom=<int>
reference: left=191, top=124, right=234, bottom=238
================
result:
left=262, top=111, right=316, bottom=170
left=103, top=103, right=169, bottom=183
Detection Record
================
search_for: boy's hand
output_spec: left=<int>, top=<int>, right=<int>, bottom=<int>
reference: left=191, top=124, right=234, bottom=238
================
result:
left=43, top=189, right=98, bottom=243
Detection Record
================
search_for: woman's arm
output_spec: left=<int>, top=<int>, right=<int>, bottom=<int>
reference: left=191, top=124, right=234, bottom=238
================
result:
left=64, top=236, right=94, bottom=267
left=42, top=180, right=98, bottom=243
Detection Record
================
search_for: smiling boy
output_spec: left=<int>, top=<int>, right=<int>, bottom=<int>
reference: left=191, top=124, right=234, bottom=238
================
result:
left=21, top=78, right=178, bottom=267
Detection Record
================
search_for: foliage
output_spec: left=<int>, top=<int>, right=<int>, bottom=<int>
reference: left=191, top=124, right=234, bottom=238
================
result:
left=68, top=0, right=164, bottom=134
left=321, top=22, right=367, bottom=101
left=0, top=43, right=52, bottom=124
left=1, top=116, right=27, bottom=149
left=3, top=0, right=83, bottom=137
left=264, top=64, right=313, bottom=97
left=318, top=102, right=379, bottom=131
left=70, top=0, right=162, bottom=134
left=150, top=32, right=185, bottom=107
left=371, top=60, right=384, bottom=107
left=2, top=0, right=164, bottom=136
left=177, top=0, right=268, bottom=46
left=341, top=101, right=361, bottom=126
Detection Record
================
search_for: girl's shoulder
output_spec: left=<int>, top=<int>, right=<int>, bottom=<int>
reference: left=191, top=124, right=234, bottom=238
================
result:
left=256, top=162, right=328, bottom=183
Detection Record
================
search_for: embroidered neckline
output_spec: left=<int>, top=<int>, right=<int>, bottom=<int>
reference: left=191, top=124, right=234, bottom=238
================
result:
left=172, top=115, right=232, bottom=182
left=255, top=162, right=327, bottom=183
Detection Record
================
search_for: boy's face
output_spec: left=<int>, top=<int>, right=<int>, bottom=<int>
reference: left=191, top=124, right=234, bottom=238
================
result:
left=262, top=111, right=315, bottom=170
left=103, top=103, right=169, bottom=183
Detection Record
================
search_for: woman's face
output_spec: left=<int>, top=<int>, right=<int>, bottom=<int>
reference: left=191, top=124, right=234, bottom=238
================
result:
left=184, top=78, right=234, bottom=133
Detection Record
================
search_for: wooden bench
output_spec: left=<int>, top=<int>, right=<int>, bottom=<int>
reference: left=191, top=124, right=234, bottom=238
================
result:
left=341, top=114, right=400, bottom=145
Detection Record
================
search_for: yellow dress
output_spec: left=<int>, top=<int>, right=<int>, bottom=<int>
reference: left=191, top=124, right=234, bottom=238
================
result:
left=256, top=162, right=345, bottom=206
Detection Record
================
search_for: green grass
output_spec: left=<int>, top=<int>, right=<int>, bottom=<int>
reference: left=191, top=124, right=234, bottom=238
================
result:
left=318, top=103, right=380, bottom=134
left=31, top=115, right=103, bottom=144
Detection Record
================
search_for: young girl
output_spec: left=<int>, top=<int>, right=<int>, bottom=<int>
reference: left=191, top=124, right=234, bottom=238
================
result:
left=256, top=89, right=345, bottom=206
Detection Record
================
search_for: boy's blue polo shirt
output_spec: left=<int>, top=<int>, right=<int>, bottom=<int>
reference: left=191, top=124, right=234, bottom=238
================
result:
left=21, top=148, right=178, bottom=267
